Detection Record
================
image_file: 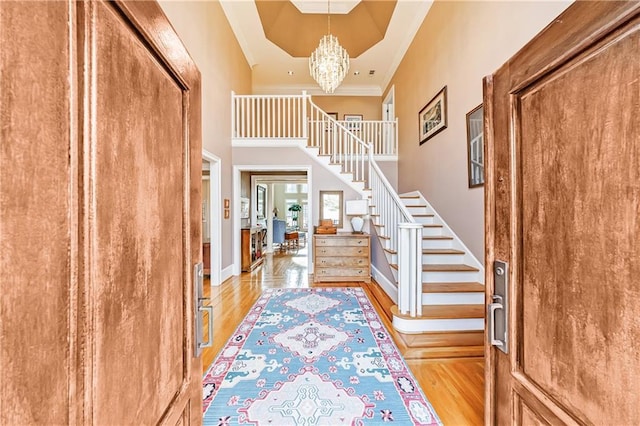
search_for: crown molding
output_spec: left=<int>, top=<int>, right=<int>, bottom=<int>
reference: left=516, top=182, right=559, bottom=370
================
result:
left=252, top=83, right=382, bottom=97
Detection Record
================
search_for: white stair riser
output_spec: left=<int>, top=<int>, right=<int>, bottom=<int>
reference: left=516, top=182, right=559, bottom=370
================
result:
left=413, top=216, right=435, bottom=225
left=422, top=239, right=453, bottom=249
left=404, top=206, right=431, bottom=215
left=422, top=253, right=465, bottom=264
left=423, top=270, right=483, bottom=283
left=392, top=316, right=484, bottom=333
left=422, top=292, right=485, bottom=305
left=422, top=226, right=444, bottom=237
left=386, top=253, right=397, bottom=264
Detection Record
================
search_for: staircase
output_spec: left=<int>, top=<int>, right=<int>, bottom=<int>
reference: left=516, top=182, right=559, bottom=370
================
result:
left=231, top=92, right=484, bottom=354
left=373, top=192, right=484, bottom=353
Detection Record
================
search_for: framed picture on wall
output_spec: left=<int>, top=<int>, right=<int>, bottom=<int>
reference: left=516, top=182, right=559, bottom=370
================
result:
left=344, top=114, right=362, bottom=131
left=466, top=104, right=484, bottom=187
left=419, top=86, right=447, bottom=144
left=256, top=185, right=266, bottom=218
left=326, top=112, right=338, bottom=131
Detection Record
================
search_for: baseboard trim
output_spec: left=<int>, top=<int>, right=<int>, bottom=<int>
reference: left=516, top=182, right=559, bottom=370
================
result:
left=371, top=265, right=397, bottom=304
left=221, top=265, right=234, bottom=284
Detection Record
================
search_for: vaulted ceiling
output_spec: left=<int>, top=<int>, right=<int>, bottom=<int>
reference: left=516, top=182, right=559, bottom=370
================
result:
left=220, top=0, right=433, bottom=96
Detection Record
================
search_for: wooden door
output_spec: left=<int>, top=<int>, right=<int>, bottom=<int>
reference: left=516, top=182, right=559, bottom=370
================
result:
left=1, top=1, right=203, bottom=424
left=484, top=3, right=640, bottom=425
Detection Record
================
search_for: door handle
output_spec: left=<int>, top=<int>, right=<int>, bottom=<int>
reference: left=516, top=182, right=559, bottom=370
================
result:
left=194, top=262, right=212, bottom=357
left=198, top=305, right=213, bottom=349
left=488, top=298, right=503, bottom=345
left=490, top=260, right=509, bottom=354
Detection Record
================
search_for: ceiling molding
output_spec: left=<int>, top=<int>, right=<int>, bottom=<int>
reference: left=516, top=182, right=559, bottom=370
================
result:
left=252, top=83, right=382, bottom=97
left=221, top=0, right=431, bottom=95
left=380, top=0, right=434, bottom=93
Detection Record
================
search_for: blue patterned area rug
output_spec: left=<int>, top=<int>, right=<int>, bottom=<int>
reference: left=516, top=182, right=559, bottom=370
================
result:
left=202, top=287, right=442, bottom=425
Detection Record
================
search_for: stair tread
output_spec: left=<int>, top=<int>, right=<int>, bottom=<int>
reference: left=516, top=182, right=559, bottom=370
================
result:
left=413, top=214, right=435, bottom=217
left=423, top=236, right=453, bottom=240
left=423, top=248, right=465, bottom=254
left=391, top=304, right=484, bottom=320
left=400, top=195, right=420, bottom=199
left=423, top=264, right=479, bottom=272
left=422, top=282, right=485, bottom=293
left=401, top=330, right=484, bottom=348
left=423, top=224, right=443, bottom=228
left=406, top=204, right=428, bottom=208
left=384, top=248, right=397, bottom=254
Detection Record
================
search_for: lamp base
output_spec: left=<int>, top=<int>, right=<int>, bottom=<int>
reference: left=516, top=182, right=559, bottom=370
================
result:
left=350, top=216, right=364, bottom=234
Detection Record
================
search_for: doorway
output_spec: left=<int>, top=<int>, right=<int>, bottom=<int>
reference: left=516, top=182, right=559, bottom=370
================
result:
left=202, top=150, right=222, bottom=286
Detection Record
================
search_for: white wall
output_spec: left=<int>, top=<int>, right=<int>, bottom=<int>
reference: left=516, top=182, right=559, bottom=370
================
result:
left=387, top=1, right=573, bottom=261
left=159, top=1, right=252, bottom=271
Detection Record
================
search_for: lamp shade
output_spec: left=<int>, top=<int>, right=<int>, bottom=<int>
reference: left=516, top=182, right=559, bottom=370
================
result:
left=345, top=199, right=368, bottom=216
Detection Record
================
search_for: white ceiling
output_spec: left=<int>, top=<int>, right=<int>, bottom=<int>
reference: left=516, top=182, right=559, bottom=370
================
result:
left=220, top=0, right=433, bottom=96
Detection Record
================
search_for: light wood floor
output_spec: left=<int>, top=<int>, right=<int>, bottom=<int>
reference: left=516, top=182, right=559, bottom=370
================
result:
left=202, top=246, right=484, bottom=425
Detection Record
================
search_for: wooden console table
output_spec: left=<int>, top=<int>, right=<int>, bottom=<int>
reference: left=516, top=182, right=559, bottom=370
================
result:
left=241, top=227, right=264, bottom=272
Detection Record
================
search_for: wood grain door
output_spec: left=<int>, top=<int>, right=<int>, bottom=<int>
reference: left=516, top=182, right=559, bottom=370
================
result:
left=1, top=1, right=203, bottom=424
left=484, top=3, right=640, bottom=425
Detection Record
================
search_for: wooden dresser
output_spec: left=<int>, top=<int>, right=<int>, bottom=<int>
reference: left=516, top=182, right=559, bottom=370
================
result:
left=313, top=233, right=370, bottom=283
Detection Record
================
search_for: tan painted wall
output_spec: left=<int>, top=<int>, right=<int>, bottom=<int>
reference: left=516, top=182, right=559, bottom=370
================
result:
left=312, top=96, right=382, bottom=121
left=386, top=0, right=572, bottom=261
left=160, top=1, right=252, bottom=271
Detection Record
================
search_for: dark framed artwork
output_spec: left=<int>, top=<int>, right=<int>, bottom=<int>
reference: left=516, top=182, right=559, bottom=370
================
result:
left=326, top=112, right=338, bottom=131
left=419, top=86, right=447, bottom=144
left=466, top=104, right=484, bottom=187
left=256, top=185, right=266, bottom=218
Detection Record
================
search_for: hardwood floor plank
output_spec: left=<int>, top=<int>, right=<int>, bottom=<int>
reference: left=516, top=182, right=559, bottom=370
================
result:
left=202, top=246, right=484, bottom=425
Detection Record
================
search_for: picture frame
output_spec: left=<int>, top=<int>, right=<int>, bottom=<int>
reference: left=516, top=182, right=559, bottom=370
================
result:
left=256, top=185, right=266, bottom=218
left=419, top=86, right=447, bottom=144
left=344, top=114, right=363, bottom=131
left=326, top=112, right=338, bottom=132
left=466, top=104, right=484, bottom=188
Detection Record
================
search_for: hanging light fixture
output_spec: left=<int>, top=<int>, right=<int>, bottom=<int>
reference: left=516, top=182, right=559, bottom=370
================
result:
left=309, top=0, right=350, bottom=93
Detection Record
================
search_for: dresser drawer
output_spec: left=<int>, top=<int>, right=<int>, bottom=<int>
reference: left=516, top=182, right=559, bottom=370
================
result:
left=315, top=267, right=369, bottom=278
left=314, top=236, right=369, bottom=247
left=315, top=256, right=367, bottom=267
left=315, top=246, right=368, bottom=257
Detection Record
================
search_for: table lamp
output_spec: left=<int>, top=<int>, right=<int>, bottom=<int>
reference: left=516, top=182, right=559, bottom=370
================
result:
left=345, top=199, right=368, bottom=234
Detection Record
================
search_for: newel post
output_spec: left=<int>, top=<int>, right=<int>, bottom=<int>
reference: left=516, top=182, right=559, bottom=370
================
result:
left=398, top=223, right=423, bottom=317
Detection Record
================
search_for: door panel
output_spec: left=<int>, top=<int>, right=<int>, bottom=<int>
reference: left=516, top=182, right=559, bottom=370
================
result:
left=518, top=23, right=640, bottom=423
left=91, top=2, right=187, bottom=422
left=1, top=1, right=202, bottom=423
left=486, top=3, right=640, bottom=425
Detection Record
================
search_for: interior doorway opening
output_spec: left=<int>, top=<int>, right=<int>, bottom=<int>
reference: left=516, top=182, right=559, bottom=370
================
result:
left=202, top=151, right=222, bottom=286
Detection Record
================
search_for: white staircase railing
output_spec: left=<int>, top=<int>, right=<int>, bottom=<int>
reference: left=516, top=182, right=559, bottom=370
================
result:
left=231, top=92, right=422, bottom=317
left=232, top=92, right=307, bottom=139
left=232, top=91, right=396, bottom=156
left=307, top=99, right=369, bottom=185
left=334, top=120, right=397, bottom=156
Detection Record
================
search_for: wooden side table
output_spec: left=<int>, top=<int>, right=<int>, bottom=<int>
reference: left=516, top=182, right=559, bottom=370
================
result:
left=284, top=231, right=299, bottom=249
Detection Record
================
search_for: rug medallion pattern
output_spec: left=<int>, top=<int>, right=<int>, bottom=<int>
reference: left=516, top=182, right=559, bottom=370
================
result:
left=203, top=288, right=442, bottom=425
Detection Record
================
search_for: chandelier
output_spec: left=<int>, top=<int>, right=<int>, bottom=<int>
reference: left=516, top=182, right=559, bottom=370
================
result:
left=309, top=0, right=350, bottom=93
